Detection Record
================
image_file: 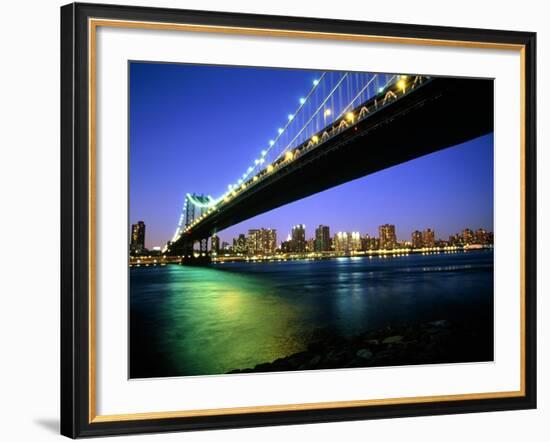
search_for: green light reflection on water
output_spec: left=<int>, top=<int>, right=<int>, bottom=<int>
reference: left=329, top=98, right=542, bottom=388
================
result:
left=160, top=265, right=308, bottom=376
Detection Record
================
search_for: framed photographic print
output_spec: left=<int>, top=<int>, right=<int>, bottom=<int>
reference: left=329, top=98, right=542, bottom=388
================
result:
left=60, top=2, right=537, bottom=438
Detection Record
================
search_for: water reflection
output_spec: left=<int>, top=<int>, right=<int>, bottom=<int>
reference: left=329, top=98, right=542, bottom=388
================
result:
left=130, top=250, right=493, bottom=378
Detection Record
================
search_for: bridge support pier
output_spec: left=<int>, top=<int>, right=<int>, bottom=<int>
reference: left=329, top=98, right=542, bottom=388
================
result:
left=180, top=237, right=211, bottom=266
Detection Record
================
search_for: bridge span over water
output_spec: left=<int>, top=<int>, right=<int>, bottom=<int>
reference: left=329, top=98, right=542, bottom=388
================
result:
left=165, top=74, right=493, bottom=261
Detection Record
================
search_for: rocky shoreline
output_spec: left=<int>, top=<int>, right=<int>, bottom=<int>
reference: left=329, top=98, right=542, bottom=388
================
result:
left=227, top=319, right=493, bottom=374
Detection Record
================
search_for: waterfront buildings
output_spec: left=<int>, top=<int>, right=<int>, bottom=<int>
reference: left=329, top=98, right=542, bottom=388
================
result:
left=333, top=231, right=362, bottom=253
left=350, top=232, right=361, bottom=251
left=153, top=221, right=494, bottom=260
left=291, top=224, right=306, bottom=253
left=314, top=225, right=331, bottom=252
left=379, top=224, right=397, bottom=250
left=411, top=230, right=423, bottom=248
left=475, top=228, right=491, bottom=245
left=462, top=228, right=475, bottom=245
left=211, top=235, right=220, bottom=255
left=130, top=221, right=146, bottom=255
left=448, top=234, right=461, bottom=246
left=247, top=228, right=277, bottom=255
left=281, top=235, right=292, bottom=253
left=233, top=234, right=247, bottom=254
left=361, top=234, right=379, bottom=251
left=334, top=232, right=349, bottom=253
left=422, top=228, right=436, bottom=248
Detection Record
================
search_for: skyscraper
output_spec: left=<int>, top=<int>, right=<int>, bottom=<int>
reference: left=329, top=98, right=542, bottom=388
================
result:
left=281, top=235, right=292, bottom=253
left=291, top=224, right=306, bottom=253
left=233, top=234, right=247, bottom=254
left=448, top=234, right=460, bottom=246
left=211, top=234, right=220, bottom=254
left=314, top=225, right=331, bottom=252
left=379, top=224, right=397, bottom=250
left=334, top=232, right=349, bottom=253
left=475, top=228, right=489, bottom=244
left=260, top=228, right=277, bottom=255
left=361, top=234, right=379, bottom=251
left=130, top=221, right=146, bottom=255
left=350, top=232, right=361, bottom=252
left=334, top=232, right=361, bottom=253
left=247, top=229, right=260, bottom=255
left=462, top=228, right=474, bottom=244
left=247, top=228, right=277, bottom=255
left=422, top=228, right=435, bottom=248
left=411, top=230, right=423, bottom=248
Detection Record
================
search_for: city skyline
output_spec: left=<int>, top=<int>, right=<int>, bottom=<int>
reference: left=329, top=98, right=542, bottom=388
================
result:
left=130, top=217, right=493, bottom=256
left=130, top=62, right=494, bottom=249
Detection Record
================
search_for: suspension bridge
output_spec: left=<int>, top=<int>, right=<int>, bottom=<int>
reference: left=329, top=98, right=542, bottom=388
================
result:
left=163, top=72, right=493, bottom=263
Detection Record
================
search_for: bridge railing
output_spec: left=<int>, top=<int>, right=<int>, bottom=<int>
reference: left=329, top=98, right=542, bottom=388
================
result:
left=226, top=75, right=429, bottom=196
left=229, top=72, right=400, bottom=186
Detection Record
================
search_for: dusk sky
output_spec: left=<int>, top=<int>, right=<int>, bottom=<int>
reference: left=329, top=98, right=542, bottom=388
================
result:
left=129, top=62, right=494, bottom=249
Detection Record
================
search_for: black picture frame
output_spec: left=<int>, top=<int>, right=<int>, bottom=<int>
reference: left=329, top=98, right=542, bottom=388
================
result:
left=61, top=2, right=537, bottom=438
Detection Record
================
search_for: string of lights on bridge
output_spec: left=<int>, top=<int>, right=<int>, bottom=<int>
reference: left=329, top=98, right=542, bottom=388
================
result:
left=166, top=73, right=416, bottom=250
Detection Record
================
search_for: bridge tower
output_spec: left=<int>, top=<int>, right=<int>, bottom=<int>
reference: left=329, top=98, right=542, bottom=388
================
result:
left=177, top=193, right=213, bottom=265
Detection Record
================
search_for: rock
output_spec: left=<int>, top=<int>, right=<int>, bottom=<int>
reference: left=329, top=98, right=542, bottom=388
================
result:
left=382, top=335, right=403, bottom=344
left=254, top=362, right=273, bottom=371
left=225, top=318, right=492, bottom=374
left=309, top=354, right=322, bottom=366
left=287, top=351, right=310, bottom=368
left=307, top=341, right=326, bottom=352
left=356, top=349, right=373, bottom=360
left=271, top=357, right=291, bottom=370
left=326, top=349, right=346, bottom=362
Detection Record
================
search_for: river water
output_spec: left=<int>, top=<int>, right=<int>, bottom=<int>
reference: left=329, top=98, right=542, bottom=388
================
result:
left=130, top=250, right=493, bottom=378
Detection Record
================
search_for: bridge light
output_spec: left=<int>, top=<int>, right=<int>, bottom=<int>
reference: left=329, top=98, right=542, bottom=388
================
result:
left=397, top=79, right=406, bottom=92
left=400, top=75, right=408, bottom=80
left=248, top=167, right=253, bottom=172
left=238, top=178, right=243, bottom=184
left=261, top=150, right=267, bottom=156
left=311, top=135, right=319, bottom=143
left=269, top=140, right=275, bottom=146
left=259, top=158, right=265, bottom=164
left=313, top=79, right=319, bottom=86
left=253, top=175, right=258, bottom=181
left=345, top=112, right=355, bottom=122
left=378, top=87, right=384, bottom=93
left=299, top=97, right=306, bottom=104
left=241, top=184, right=246, bottom=190
left=232, top=191, right=237, bottom=197
left=285, top=151, right=294, bottom=161
left=288, top=114, right=294, bottom=121
left=278, top=128, right=284, bottom=134
left=324, top=108, right=331, bottom=117
left=254, top=159, right=259, bottom=165
left=267, top=164, right=274, bottom=172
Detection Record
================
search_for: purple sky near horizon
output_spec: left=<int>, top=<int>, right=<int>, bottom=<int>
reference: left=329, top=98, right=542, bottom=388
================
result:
left=129, top=62, right=494, bottom=249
